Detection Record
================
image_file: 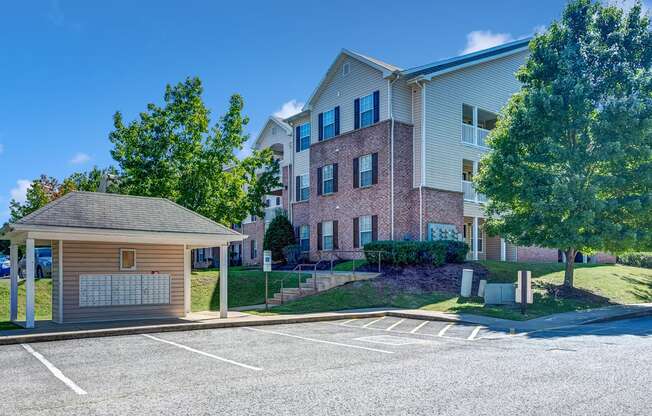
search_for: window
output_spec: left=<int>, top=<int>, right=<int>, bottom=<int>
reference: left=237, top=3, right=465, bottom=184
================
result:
left=322, top=109, right=335, bottom=139
left=298, top=123, right=311, bottom=152
left=265, top=199, right=271, bottom=207
left=276, top=196, right=281, bottom=206
left=251, top=214, right=257, bottom=222
left=359, top=215, right=373, bottom=246
left=465, top=223, right=484, bottom=252
left=359, top=93, right=374, bottom=128
left=342, top=62, right=350, bottom=76
left=120, top=249, right=136, bottom=271
left=477, top=109, right=497, bottom=130
left=462, top=104, right=497, bottom=147
left=250, top=239, right=257, bottom=259
left=462, top=104, right=474, bottom=126
left=322, top=221, right=334, bottom=250
left=300, top=225, right=310, bottom=252
left=322, top=164, right=334, bottom=194
left=298, top=174, right=309, bottom=201
left=359, top=154, right=373, bottom=187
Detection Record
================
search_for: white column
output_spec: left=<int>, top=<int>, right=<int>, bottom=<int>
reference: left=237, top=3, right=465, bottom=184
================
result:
left=9, top=244, right=18, bottom=322
left=472, top=217, right=479, bottom=261
left=25, top=238, right=35, bottom=329
left=582, top=253, right=588, bottom=264
left=183, top=245, right=191, bottom=316
left=57, top=240, right=63, bottom=323
left=500, top=238, right=507, bottom=262
left=219, top=244, right=229, bottom=318
left=472, top=160, right=479, bottom=202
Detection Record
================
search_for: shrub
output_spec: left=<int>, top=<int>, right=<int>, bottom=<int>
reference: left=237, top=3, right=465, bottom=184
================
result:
left=263, top=211, right=295, bottom=262
left=282, top=244, right=302, bottom=266
left=618, top=252, right=652, bottom=269
left=363, top=240, right=468, bottom=267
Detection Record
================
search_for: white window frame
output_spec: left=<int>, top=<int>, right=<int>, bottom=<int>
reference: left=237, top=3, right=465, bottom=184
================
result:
left=298, top=123, right=311, bottom=152
left=120, top=249, right=137, bottom=271
left=322, top=164, right=334, bottom=195
left=322, top=109, right=335, bottom=139
left=359, top=93, right=374, bottom=128
left=359, top=154, right=373, bottom=188
left=322, top=221, right=334, bottom=251
left=342, top=62, right=350, bottom=76
left=299, top=174, right=309, bottom=201
left=300, top=225, right=310, bottom=252
left=359, top=215, right=373, bottom=246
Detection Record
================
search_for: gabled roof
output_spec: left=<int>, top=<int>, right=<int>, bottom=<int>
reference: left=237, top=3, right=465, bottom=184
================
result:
left=13, top=192, right=240, bottom=236
left=254, top=116, right=292, bottom=148
left=403, top=37, right=531, bottom=81
left=303, top=49, right=401, bottom=110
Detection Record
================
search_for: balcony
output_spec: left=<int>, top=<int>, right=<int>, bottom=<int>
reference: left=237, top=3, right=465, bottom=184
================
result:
left=462, top=180, right=487, bottom=204
left=461, top=123, right=490, bottom=148
left=264, top=207, right=286, bottom=224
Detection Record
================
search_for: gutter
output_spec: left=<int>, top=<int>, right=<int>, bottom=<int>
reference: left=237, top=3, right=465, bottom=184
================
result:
left=388, top=74, right=399, bottom=240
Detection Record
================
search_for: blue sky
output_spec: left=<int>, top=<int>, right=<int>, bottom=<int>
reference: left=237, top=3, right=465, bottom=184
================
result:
left=1, top=0, right=634, bottom=223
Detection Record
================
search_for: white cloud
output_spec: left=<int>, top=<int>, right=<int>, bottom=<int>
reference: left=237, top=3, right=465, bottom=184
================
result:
left=532, top=25, right=547, bottom=35
left=70, top=152, right=91, bottom=164
left=462, top=30, right=514, bottom=54
left=273, top=99, right=304, bottom=119
left=606, top=0, right=650, bottom=14
left=10, top=179, right=31, bottom=204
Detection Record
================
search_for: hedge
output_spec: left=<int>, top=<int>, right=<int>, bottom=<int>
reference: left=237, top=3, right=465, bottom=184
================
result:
left=363, top=240, right=469, bottom=267
left=618, top=252, right=652, bottom=269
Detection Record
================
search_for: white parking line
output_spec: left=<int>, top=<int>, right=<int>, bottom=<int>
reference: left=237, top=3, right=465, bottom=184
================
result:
left=142, top=334, right=262, bottom=371
left=410, top=321, right=429, bottom=334
left=21, top=344, right=87, bottom=395
left=467, top=326, right=483, bottom=340
left=244, top=327, right=394, bottom=354
left=362, top=317, right=385, bottom=328
left=438, top=323, right=454, bottom=337
left=386, top=319, right=405, bottom=331
left=339, top=319, right=358, bottom=326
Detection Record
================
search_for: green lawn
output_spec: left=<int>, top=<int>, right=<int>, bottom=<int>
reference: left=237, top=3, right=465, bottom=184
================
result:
left=0, top=278, right=52, bottom=328
left=253, top=262, right=652, bottom=321
left=333, top=260, right=370, bottom=272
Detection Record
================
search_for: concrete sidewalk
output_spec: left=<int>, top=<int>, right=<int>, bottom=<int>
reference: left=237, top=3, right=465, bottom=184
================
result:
left=1, top=303, right=650, bottom=346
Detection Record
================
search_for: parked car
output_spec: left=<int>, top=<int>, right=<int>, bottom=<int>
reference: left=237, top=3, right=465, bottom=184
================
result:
left=0, top=255, right=9, bottom=278
left=18, top=247, right=52, bottom=278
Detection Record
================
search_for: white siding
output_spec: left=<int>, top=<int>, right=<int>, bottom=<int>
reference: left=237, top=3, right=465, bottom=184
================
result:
left=310, top=55, right=388, bottom=143
left=423, top=51, right=527, bottom=192
left=256, top=120, right=292, bottom=167
left=292, top=113, right=311, bottom=182
left=412, top=83, right=423, bottom=187
left=392, top=76, right=412, bottom=124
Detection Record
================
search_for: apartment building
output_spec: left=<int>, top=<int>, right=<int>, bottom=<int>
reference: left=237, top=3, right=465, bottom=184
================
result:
left=236, top=39, right=615, bottom=266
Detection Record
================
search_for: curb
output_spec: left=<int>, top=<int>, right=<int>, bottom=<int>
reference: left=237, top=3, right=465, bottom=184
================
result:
left=0, top=310, right=468, bottom=346
left=580, top=308, right=652, bottom=325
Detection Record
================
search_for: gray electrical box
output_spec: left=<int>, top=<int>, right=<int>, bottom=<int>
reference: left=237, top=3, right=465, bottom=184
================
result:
left=484, top=283, right=516, bottom=305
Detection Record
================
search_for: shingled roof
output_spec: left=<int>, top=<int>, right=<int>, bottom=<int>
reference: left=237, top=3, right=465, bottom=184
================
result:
left=15, top=192, right=240, bottom=236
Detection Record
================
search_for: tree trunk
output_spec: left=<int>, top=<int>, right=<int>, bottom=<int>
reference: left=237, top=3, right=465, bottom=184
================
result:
left=563, top=248, right=576, bottom=288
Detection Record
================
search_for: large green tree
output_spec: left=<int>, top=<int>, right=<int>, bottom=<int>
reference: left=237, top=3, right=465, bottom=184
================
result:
left=109, top=77, right=279, bottom=225
left=476, top=0, right=652, bottom=288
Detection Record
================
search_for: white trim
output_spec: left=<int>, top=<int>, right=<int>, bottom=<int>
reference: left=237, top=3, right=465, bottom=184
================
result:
left=25, top=238, right=35, bottom=328
left=219, top=244, right=229, bottom=318
left=184, top=245, right=191, bottom=315
left=472, top=217, right=479, bottom=261
left=119, top=248, right=137, bottom=271
left=58, top=240, right=63, bottom=323
left=22, top=344, right=87, bottom=395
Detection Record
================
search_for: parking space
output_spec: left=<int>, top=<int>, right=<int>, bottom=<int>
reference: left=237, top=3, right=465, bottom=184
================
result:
left=1, top=316, right=651, bottom=415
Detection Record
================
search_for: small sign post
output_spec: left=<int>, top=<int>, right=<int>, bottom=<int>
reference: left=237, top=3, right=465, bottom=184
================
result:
left=515, top=270, right=533, bottom=314
left=263, top=250, right=272, bottom=311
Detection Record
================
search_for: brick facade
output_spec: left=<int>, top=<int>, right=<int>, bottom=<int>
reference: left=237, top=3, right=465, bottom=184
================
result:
left=241, top=220, right=264, bottom=266
left=516, top=245, right=559, bottom=263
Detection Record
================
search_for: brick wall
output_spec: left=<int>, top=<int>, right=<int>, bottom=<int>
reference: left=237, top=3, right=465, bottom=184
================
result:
left=517, top=246, right=559, bottom=263
left=242, top=220, right=264, bottom=265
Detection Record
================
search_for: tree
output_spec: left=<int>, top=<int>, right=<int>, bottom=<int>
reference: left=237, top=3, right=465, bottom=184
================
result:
left=263, top=211, right=296, bottom=262
left=9, top=167, right=119, bottom=222
left=109, top=77, right=279, bottom=225
left=475, top=0, right=652, bottom=289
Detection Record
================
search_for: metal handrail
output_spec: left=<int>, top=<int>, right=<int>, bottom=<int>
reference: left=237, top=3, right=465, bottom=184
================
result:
left=317, top=250, right=385, bottom=274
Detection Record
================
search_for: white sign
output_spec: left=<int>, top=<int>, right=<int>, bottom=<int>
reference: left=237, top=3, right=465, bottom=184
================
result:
left=515, top=270, right=533, bottom=304
left=263, top=250, right=272, bottom=272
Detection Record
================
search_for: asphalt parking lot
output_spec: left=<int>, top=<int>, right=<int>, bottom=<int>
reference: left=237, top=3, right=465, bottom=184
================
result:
left=1, top=316, right=651, bottom=415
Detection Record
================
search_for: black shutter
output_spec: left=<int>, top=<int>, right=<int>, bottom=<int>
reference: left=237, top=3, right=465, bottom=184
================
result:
left=333, top=221, right=339, bottom=249
left=250, top=240, right=255, bottom=259
left=371, top=153, right=378, bottom=185
left=354, top=98, right=360, bottom=130
left=295, top=175, right=301, bottom=201
left=295, top=126, right=301, bottom=152
left=334, top=106, right=340, bottom=136
left=372, top=215, right=378, bottom=241
left=373, top=90, right=380, bottom=123
left=294, top=226, right=300, bottom=239
left=353, top=157, right=359, bottom=188
left=317, top=167, right=323, bottom=196
left=318, top=113, right=324, bottom=141
left=317, top=222, right=323, bottom=250
left=353, top=217, right=359, bottom=248
left=333, top=163, right=338, bottom=193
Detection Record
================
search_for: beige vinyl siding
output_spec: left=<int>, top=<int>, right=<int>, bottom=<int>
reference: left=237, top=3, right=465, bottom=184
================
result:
left=311, top=55, right=388, bottom=143
left=463, top=200, right=486, bottom=218
left=412, top=83, right=423, bottom=187
left=292, top=113, right=311, bottom=181
left=61, top=242, right=184, bottom=323
left=257, top=121, right=292, bottom=167
left=423, top=51, right=527, bottom=192
left=391, top=76, right=412, bottom=124
left=485, top=235, right=501, bottom=261
left=51, top=241, right=61, bottom=323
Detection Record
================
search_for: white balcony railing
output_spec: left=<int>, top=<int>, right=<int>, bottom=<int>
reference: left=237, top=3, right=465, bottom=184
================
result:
left=264, top=207, right=285, bottom=224
left=461, top=123, right=490, bottom=148
left=462, top=180, right=487, bottom=204
left=477, top=128, right=490, bottom=147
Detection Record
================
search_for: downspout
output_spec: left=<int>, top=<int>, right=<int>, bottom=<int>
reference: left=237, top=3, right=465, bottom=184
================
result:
left=419, top=80, right=427, bottom=241
left=388, top=74, right=399, bottom=240
left=289, top=122, right=295, bottom=224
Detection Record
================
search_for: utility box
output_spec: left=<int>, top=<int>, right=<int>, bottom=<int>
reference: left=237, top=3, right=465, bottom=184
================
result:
left=460, top=269, right=473, bottom=297
left=484, top=283, right=516, bottom=305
